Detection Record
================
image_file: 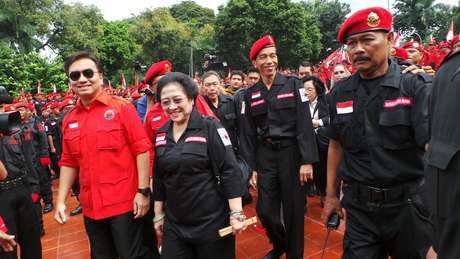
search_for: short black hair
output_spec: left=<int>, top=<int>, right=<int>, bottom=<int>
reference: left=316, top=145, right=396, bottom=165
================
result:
left=299, top=61, right=312, bottom=68
left=202, top=70, right=221, bottom=82
left=230, top=70, right=245, bottom=80
left=246, top=67, right=259, bottom=74
left=157, top=72, right=199, bottom=102
left=64, top=51, right=104, bottom=76
left=302, top=76, right=326, bottom=97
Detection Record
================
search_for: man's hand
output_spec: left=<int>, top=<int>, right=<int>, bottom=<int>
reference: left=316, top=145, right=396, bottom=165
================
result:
left=299, top=164, right=313, bottom=185
left=249, top=171, right=257, bottom=190
left=0, top=231, right=16, bottom=252
left=133, top=193, right=150, bottom=219
left=50, top=147, right=56, bottom=154
left=422, top=66, right=436, bottom=76
left=321, top=195, right=344, bottom=225
left=402, top=65, right=435, bottom=76
left=54, top=203, right=68, bottom=224
left=312, top=119, right=320, bottom=129
left=154, top=219, right=164, bottom=237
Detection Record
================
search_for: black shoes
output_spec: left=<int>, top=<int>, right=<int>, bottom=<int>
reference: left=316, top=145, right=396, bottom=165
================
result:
left=70, top=205, right=82, bottom=216
left=43, top=203, right=54, bottom=214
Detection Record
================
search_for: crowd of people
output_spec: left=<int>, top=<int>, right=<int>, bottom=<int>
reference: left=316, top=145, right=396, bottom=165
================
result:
left=0, top=5, right=460, bottom=259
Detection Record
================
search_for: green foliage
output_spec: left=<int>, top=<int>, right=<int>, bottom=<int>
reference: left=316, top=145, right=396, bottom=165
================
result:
left=170, top=1, right=215, bottom=29
left=393, top=0, right=458, bottom=41
left=214, top=0, right=322, bottom=69
left=0, top=43, right=67, bottom=95
left=302, top=0, right=351, bottom=61
left=130, top=8, right=191, bottom=73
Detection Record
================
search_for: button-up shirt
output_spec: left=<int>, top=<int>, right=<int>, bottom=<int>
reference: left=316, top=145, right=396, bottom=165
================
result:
left=60, top=91, right=151, bottom=219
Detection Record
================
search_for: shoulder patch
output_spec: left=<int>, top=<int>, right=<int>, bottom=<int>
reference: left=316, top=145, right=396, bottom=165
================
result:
left=217, top=128, right=232, bottom=146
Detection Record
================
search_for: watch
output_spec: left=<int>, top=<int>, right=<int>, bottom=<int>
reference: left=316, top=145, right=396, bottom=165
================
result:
left=137, top=187, right=151, bottom=197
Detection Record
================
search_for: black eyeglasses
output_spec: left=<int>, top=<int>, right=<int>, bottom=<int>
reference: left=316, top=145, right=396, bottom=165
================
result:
left=69, top=69, right=98, bottom=81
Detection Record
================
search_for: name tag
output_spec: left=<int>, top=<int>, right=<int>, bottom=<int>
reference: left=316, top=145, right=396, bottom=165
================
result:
left=251, top=99, right=265, bottom=107
left=185, top=136, right=207, bottom=143
left=277, top=92, right=294, bottom=99
left=217, top=128, right=232, bottom=146
left=336, top=101, right=353, bottom=114
left=384, top=97, right=412, bottom=108
left=69, top=122, right=79, bottom=129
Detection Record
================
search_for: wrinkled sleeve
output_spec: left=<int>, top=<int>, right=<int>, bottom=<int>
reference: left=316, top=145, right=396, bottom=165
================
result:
left=238, top=90, right=258, bottom=171
left=58, top=120, right=79, bottom=168
left=121, top=103, right=152, bottom=155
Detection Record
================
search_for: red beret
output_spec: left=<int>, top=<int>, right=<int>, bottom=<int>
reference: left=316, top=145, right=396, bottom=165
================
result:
left=393, top=47, right=408, bottom=61
left=14, top=102, right=34, bottom=111
left=338, top=7, right=393, bottom=44
left=402, top=40, right=423, bottom=50
left=249, top=35, right=276, bottom=61
left=40, top=103, right=50, bottom=112
left=144, top=60, right=172, bottom=84
left=439, top=41, right=451, bottom=49
left=59, top=98, right=75, bottom=111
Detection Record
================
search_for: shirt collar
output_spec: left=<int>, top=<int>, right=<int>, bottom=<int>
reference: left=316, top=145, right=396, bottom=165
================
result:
left=342, top=59, right=401, bottom=91
left=76, top=90, right=110, bottom=111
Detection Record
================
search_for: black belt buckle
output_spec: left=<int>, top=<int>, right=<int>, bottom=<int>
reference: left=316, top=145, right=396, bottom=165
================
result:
left=367, top=186, right=388, bottom=204
left=264, top=138, right=282, bottom=149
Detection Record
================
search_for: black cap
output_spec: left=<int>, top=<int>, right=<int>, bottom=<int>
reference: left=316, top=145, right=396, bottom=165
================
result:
left=0, top=86, right=13, bottom=105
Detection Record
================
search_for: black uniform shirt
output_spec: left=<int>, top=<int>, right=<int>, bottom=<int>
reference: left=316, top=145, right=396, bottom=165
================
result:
left=204, top=94, right=239, bottom=149
left=153, top=108, right=244, bottom=242
left=325, top=60, right=432, bottom=187
left=240, top=73, right=318, bottom=169
left=427, top=50, right=460, bottom=170
left=0, top=132, right=28, bottom=180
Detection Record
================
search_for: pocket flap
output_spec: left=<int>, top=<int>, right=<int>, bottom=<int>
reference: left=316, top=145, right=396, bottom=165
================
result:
left=427, top=140, right=460, bottom=170
left=379, top=109, right=411, bottom=126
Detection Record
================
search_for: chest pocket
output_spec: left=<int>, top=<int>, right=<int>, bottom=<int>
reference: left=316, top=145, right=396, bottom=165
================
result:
left=378, top=107, right=414, bottom=149
left=223, top=113, right=236, bottom=127
left=249, top=97, right=267, bottom=117
left=332, top=113, right=363, bottom=151
left=63, top=129, right=81, bottom=155
left=182, top=142, right=207, bottom=157
left=96, top=123, right=123, bottom=150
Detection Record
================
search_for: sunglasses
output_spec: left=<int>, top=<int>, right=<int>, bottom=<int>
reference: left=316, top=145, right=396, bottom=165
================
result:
left=69, top=69, right=98, bottom=81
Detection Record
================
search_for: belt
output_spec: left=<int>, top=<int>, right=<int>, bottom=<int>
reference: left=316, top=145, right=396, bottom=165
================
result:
left=344, top=179, right=422, bottom=206
left=261, top=138, right=297, bottom=149
left=0, top=176, right=25, bottom=192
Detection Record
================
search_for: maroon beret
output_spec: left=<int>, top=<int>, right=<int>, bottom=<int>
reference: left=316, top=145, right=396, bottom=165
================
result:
left=144, top=60, right=172, bottom=84
left=338, top=7, right=393, bottom=44
left=249, top=35, right=276, bottom=61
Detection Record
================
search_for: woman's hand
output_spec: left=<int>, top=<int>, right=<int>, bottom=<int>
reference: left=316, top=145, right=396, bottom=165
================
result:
left=229, top=216, right=247, bottom=235
left=154, top=218, right=164, bottom=237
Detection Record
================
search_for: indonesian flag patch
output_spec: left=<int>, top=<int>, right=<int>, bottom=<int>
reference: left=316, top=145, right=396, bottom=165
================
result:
left=69, top=122, right=79, bottom=129
left=185, top=136, right=207, bottom=143
left=152, top=115, right=162, bottom=122
left=384, top=97, right=412, bottom=108
left=251, top=91, right=261, bottom=99
left=336, top=101, right=354, bottom=114
left=155, top=133, right=166, bottom=142
left=155, top=140, right=167, bottom=147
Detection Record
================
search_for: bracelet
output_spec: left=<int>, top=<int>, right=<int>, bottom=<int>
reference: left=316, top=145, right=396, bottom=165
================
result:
left=153, top=213, right=165, bottom=223
left=229, top=210, right=246, bottom=222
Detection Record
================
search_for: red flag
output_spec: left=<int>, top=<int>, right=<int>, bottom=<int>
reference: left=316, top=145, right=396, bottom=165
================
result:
left=447, top=20, right=454, bottom=41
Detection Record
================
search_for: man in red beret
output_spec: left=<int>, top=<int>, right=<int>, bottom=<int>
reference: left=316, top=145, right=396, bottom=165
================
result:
left=240, top=34, right=318, bottom=259
left=403, top=40, right=424, bottom=65
left=136, top=60, right=172, bottom=121
left=322, top=7, right=432, bottom=258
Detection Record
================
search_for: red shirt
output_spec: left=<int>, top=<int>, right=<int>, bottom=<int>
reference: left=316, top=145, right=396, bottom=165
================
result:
left=60, top=91, right=152, bottom=220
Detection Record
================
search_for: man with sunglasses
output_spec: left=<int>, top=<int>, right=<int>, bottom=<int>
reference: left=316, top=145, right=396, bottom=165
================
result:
left=55, top=52, right=154, bottom=258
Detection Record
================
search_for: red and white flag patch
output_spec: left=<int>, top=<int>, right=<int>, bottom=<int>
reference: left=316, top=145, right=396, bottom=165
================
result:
left=155, top=133, right=166, bottom=142
left=336, top=101, right=353, bottom=114
left=251, top=91, right=261, bottom=99
left=155, top=140, right=167, bottom=147
left=384, top=97, right=412, bottom=108
left=185, top=136, right=207, bottom=143
left=152, top=115, right=162, bottom=122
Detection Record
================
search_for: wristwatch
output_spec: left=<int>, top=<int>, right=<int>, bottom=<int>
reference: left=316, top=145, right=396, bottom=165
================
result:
left=137, top=187, right=151, bottom=197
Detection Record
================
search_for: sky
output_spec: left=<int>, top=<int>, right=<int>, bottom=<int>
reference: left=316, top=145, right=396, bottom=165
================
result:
left=65, top=0, right=459, bottom=21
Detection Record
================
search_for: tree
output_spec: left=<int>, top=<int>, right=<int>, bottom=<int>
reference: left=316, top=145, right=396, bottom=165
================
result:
left=0, top=42, right=67, bottom=95
left=0, top=0, right=61, bottom=52
left=170, top=1, right=215, bottom=29
left=214, top=0, right=322, bottom=69
left=46, top=2, right=105, bottom=58
left=97, top=21, right=140, bottom=81
left=130, top=8, right=191, bottom=73
left=393, top=0, right=457, bottom=41
left=302, top=0, right=350, bottom=61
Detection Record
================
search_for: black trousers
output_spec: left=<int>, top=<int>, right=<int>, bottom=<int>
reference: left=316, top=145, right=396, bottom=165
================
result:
left=83, top=211, right=154, bottom=259
left=37, top=163, right=52, bottom=205
left=49, top=152, right=60, bottom=177
left=312, top=144, right=328, bottom=196
left=142, top=200, right=160, bottom=258
left=0, top=184, right=42, bottom=259
left=425, top=152, right=460, bottom=258
left=256, top=143, right=306, bottom=259
left=341, top=183, right=432, bottom=259
left=161, top=229, right=235, bottom=259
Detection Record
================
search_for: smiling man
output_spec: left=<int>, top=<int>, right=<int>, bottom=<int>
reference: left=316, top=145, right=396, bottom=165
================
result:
left=55, top=52, right=154, bottom=259
left=322, top=7, right=433, bottom=259
left=239, top=35, right=318, bottom=259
